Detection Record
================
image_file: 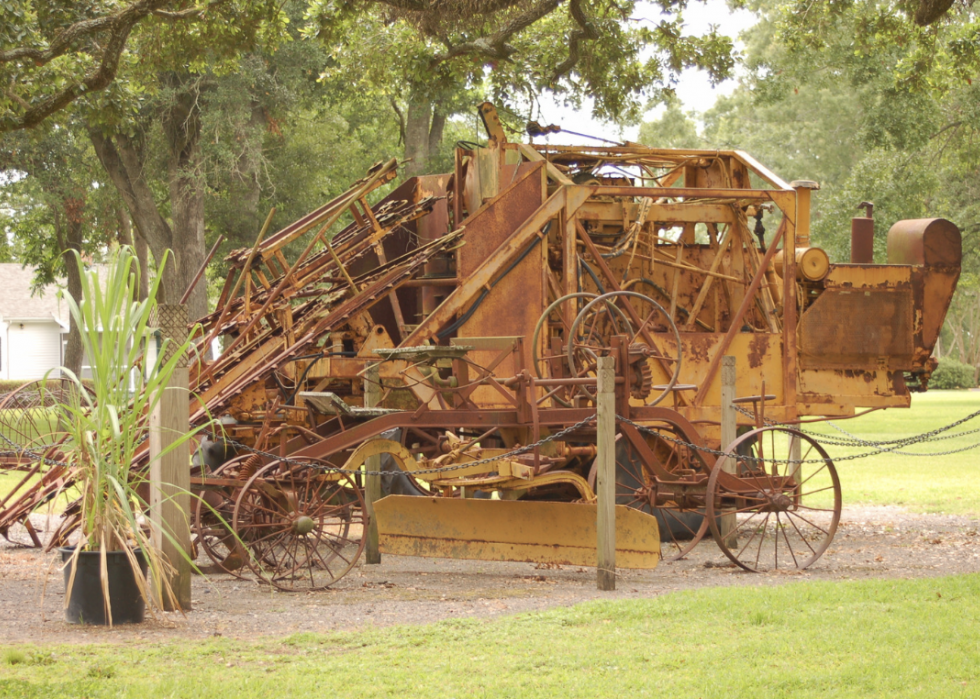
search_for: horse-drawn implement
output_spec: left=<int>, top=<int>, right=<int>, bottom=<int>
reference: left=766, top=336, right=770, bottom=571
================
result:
left=0, top=104, right=962, bottom=587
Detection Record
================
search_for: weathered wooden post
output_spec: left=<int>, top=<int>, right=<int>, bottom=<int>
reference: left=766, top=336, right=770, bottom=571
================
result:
left=719, top=356, right=737, bottom=547
left=596, top=355, right=616, bottom=591
left=788, top=434, right=802, bottom=488
left=149, top=304, right=192, bottom=610
left=363, top=363, right=382, bottom=564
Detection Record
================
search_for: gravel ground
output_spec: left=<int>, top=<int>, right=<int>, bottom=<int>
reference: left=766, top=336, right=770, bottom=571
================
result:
left=2, top=505, right=978, bottom=644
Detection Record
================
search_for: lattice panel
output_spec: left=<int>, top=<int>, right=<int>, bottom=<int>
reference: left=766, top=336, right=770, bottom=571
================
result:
left=151, top=303, right=190, bottom=368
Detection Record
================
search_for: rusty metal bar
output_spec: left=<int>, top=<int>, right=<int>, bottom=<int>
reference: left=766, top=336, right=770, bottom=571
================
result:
left=180, top=235, right=224, bottom=305
left=693, top=219, right=787, bottom=406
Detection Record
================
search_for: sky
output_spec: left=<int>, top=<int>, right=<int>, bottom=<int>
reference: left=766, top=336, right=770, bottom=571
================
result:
left=535, top=0, right=758, bottom=144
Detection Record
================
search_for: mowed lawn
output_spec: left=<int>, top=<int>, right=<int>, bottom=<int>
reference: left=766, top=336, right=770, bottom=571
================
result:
left=2, top=574, right=979, bottom=698
left=803, top=391, right=980, bottom=515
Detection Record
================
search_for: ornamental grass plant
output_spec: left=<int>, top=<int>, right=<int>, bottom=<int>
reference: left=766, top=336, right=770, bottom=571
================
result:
left=53, top=247, right=207, bottom=623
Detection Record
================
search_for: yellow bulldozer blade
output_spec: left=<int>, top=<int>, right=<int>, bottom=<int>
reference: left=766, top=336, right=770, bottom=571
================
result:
left=374, top=496, right=660, bottom=569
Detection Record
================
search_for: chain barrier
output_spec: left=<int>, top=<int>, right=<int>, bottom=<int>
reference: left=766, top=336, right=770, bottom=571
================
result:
left=0, top=429, right=70, bottom=468
left=732, top=403, right=980, bottom=458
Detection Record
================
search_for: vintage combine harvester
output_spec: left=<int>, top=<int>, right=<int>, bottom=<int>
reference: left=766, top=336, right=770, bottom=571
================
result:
left=0, top=104, right=961, bottom=588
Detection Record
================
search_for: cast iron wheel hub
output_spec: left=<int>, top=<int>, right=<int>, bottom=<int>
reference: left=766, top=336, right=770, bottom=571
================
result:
left=292, top=515, right=316, bottom=535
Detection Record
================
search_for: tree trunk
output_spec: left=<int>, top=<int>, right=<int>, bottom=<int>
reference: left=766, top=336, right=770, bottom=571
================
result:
left=163, top=78, right=208, bottom=320
left=133, top=223, right=150, bottom=303
left=116, top=206, right=150, bottom=301
left=88, top=127, right=181, bottom=305
left=88, top=74, right=211, bottom=319
left=404, top=96, right=433, bottom=177
left=429, top=103, right=447, bottom=158
left=54, top=202, right=85, bottom=378
left=404, top=95, right=449, bottom=177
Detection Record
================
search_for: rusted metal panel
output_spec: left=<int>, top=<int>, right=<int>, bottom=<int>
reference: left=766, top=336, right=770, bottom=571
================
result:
left=457, top=163, right=545, bottom=407
left=375, top=496, right=660, bottom=569
left=800, top=288, right=914, bottom=370
left=887, top=218, right=961, bottom=267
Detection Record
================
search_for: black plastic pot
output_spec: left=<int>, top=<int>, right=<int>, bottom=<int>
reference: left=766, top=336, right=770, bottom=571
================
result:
left=59, top=547, right=148, bottom=625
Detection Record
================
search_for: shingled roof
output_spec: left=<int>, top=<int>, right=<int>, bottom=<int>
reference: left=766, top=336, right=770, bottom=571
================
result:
left=0, top=264, right=68, bottom=325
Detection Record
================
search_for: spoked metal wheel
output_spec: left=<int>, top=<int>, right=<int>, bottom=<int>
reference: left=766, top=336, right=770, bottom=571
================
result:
left=232, top=457, right=366, bottom=591
left=706, top=426, right=841, bottom=572
left=193, top=456, right=262, bottom=577
left=567, top=291, right=682, bottom=407
left=0, top=378, right=88, bottom=469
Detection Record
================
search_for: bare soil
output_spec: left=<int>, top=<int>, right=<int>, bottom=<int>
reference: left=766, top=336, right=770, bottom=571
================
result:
left=2, top=505, right=978, bottom=645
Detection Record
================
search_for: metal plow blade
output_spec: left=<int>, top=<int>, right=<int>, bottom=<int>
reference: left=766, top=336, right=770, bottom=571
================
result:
left=374, top=496, right=660, bottom=569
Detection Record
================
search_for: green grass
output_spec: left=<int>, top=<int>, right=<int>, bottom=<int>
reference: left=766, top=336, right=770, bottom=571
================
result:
left=803, top=391, right=980, bottom=515
left=0, top=407, right=74, bottom=509
left=0, top=408, right=62, bottom=445
left=2, top=574, right=979, bottom=698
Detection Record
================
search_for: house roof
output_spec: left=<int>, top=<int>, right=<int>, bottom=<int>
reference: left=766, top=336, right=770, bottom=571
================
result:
left=0, top=263, right=69, bottom=325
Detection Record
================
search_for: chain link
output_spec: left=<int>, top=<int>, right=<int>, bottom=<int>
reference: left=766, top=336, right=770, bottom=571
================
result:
left=0, top=429, right=70, bottom=467
left=730, top=403, right=980, bottom=459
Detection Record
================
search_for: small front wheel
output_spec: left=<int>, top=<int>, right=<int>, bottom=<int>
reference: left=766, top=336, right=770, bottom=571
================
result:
left=706, top=427, right=841, bottom=572
left=232, top=458, right=366, bottom=591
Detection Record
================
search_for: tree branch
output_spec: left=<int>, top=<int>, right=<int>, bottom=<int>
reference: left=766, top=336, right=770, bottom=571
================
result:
left=389, top=96, right=407, bottom=146
left=432, top=0, right=561, bottom=64
left=0, top=0, right=214, bottom=133
left=152, top=0, right=231, bottom=21
left=551, top=0, right=600, bottom=81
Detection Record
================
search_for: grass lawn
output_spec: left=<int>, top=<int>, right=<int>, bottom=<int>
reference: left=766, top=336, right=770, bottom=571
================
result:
left=803, top=391, right=980, bottom=516
left=2, top=573, right=979, bottom=698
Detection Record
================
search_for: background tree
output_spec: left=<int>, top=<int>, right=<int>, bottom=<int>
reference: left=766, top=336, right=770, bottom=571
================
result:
left=639, top=0, right=979, bottom=374
left=307, top=0, right=737, bottom=174
left=0, top=123, right=119, bottom=375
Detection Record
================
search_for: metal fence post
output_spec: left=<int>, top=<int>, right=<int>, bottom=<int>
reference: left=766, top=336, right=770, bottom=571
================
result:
left=363, top=363, right=382, bottom=564
left=149, top=304, right=192, bottom=610
left=596, top=355, right=616, bottom=591
left=719, top=356, right=737, bottom=547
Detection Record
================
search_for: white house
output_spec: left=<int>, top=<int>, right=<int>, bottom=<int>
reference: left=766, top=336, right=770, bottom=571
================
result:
left=0, top=264, right=68, bottom=382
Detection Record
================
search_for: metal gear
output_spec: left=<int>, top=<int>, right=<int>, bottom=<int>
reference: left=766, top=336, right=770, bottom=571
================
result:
left=628, top=343, right=654, bottom=400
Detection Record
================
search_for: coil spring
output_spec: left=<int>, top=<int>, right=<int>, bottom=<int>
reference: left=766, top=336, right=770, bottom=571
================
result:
left=238, top=454, right=262, bottom=482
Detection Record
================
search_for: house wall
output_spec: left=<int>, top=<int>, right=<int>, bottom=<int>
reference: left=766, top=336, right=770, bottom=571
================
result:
left=2, top=320, right=64, bottom=381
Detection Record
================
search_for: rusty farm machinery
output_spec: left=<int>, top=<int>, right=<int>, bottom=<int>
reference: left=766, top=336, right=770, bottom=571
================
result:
left=0, top=104, right=962, bottom=587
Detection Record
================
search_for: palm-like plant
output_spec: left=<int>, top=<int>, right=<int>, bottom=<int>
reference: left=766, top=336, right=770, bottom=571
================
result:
left=57, top=246, right=205, bottom=621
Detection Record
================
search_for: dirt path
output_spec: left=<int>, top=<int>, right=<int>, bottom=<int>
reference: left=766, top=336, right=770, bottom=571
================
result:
left=2, top=505, right=978, bottom=645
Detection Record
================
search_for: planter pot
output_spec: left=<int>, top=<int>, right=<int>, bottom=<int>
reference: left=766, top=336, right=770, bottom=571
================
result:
left=59, top=547, right=148, bottom=625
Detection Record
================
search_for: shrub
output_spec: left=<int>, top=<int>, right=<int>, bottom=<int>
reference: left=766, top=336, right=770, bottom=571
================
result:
left=931, top=357, right=977, bottom=390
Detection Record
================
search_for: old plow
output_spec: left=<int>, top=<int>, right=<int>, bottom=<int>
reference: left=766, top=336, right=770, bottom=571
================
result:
left=0, top=104, right=962, bottom=586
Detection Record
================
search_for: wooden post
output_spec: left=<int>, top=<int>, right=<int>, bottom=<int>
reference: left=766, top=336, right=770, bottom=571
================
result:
left=149, top=304, right=192, bottom=610
left=596, top=355, right=616, bottom=591
left=788, top=434, right=802, bottom=492
left=363, top=363, right=382, bottom=564
left=719, top=356, right=737, bottom=547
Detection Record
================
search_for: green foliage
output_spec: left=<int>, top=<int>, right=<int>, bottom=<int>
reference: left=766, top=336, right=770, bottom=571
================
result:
left=0, top=1, right=287, bottom=132
left=638, top=103, right=702, bottom=149
left=306, top=0, right=737, bottom=126
left=0, top=124, right=118, bottom=288
left=930, top=358, right=977, bottom=390
left=810, top=149, right=939, bottom=262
